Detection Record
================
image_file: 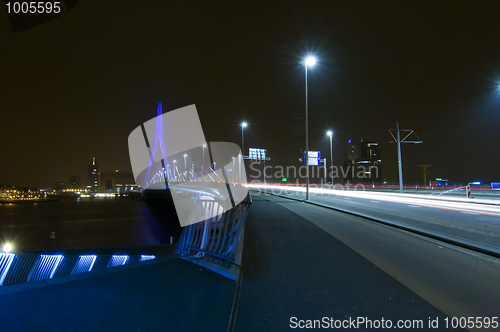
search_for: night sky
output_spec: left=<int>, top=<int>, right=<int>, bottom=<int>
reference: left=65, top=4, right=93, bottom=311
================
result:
left=1, top=1, right=500, bottom=187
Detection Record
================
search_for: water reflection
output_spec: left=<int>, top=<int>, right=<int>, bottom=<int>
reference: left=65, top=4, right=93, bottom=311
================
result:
left=0, top=197, right=182, bottom=253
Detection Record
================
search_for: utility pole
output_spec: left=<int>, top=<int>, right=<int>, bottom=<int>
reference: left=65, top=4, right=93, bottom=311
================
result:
left=397, top=122, right=403, bottom=193
left=389, top=122, right=423, bottom=193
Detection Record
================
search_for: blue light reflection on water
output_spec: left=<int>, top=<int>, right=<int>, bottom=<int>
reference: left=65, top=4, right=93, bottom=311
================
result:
left=0, top=197, right=181, bottom=252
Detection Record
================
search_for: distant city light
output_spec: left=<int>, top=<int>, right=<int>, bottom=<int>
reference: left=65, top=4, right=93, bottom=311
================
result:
left=2, top=243, right=12, bottom=253
left=305, top=56, right=316, bottom=67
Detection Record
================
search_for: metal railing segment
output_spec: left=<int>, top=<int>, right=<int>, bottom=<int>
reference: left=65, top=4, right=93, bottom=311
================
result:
left=175, top=192, right=252, bottom=263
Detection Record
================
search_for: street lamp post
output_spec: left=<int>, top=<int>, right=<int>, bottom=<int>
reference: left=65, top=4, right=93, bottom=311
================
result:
left=232, top=156, right=235, bottom=183
left=173, top=160, right=177, bottom=181
left=240, top=122, right=247, bottom=186
left=202, top=144, right=206, bottom=178
left=327, top=130, right=333, bottom=185
left=241, top=122, right=247, bottom=156
left=304, top=56, right=316, bottom=200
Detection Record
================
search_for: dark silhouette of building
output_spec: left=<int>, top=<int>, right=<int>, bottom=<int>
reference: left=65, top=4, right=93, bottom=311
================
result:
left=343, top=140, right=382, bottom=182
left=69, top=175, right=82, bottom=188
left=99, top=170, right=138, bottom=193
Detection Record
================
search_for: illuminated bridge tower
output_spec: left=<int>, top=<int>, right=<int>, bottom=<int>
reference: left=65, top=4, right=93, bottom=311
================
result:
left=86, top=157, right=100, bottom=192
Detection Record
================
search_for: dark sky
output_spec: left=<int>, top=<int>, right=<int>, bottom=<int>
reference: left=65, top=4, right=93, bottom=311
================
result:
left=1, top=1, right=500, bottom=187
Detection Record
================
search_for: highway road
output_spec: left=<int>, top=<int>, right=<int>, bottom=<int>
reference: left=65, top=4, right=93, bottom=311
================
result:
left=250, top=192, right=500, bottom=331
left=248, top=184, right=500, bottom=256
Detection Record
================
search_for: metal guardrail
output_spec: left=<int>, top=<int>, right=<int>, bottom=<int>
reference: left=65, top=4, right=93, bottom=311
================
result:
left=0, top=253, right=156, bottom=286
left=175, top=193, right=252, bottom=262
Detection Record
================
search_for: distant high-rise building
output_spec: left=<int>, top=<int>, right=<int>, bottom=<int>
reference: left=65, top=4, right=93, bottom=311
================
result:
left=346, top=140, right=360, bottom=162
left=343, top=140, right=382, bottom=182
left=361, top=142, right=381, bottom=162
left=86, top=157, right=100, bottom=192
left=361, top=142, right=382, bottom=182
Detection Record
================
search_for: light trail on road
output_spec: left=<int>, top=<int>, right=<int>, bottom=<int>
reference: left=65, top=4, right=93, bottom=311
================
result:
left=247, top=184, right=500, bottom=217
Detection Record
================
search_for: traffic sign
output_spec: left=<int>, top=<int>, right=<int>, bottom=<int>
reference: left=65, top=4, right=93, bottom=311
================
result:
left=304, top=151, right=320, bottom=166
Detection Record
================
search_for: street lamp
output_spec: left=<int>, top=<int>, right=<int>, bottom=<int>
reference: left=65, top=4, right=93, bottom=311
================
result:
left=202, top=144, right=206, bottom=177
left=240, top=122, right=247, bottom=186
left=183, top=154, right=187, bottom=168
left=3, top=242, right=12, bottom=253
left=232, top=156, right=236, bottom=183
left=304, top=55, right=316, bottom=200
left=327, top=130, right=333, bottom=185
left=173, top=160, right=177, bottom=181
left=241, top=122, right=247, bottom=156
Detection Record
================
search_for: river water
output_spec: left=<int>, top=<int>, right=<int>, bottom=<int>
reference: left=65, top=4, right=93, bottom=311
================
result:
left=0, top=197, right=182, bottom=253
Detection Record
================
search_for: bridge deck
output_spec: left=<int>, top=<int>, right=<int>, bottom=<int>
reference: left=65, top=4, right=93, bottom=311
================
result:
left=0, top=193, right=462, bottom=331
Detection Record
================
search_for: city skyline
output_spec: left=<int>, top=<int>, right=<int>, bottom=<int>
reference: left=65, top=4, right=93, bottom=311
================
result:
left=1, top=1, right=500, bottom=187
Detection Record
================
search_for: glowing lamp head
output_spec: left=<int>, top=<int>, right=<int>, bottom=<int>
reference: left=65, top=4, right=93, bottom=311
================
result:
left=241, top=122, right=247, bottom=128
left=327, top=131, right=333, bottom=137
left=305, top=56, right=317, bottom=67
left=183, top=154, right=187, bottom=158
left=173, top=160, right=176, bottom=163
left=3, top=243, right=12, bottom=253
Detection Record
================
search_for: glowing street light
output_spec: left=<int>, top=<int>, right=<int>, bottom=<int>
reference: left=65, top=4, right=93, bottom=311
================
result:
left=304, top=55, right=317, bottom=200
left=183, top=154, right=188, bottom=168
left=2, top=243, right=12, bottom=253
left=327, top=130, right=334, bottom=185
left=305, top=56, right=316, bottom=67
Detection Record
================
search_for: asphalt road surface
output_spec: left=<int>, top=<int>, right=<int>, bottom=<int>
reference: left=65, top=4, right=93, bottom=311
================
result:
left=250, top=185, right=500, bottom=255
left=251, top=191, right=500, bottom=331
